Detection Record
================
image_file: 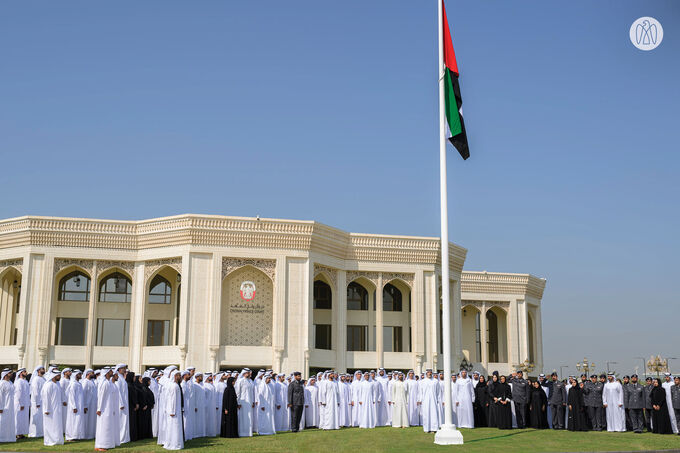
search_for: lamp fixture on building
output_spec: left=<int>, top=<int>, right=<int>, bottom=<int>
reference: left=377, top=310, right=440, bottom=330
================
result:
left=459, top=357, right=473, bottom=372
left=516, top=358, right=535, bottom=374
left=647, top=355, right=668, bottom=377
left=74, top=275, right=81, bottom=287
left=177, top=274, right=181, bottom=283
left=13, top=280, right=18, bottom=289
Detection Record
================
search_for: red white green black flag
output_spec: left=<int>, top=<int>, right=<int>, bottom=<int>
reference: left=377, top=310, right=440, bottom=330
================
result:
left=442, top=0, right=469, bottom=160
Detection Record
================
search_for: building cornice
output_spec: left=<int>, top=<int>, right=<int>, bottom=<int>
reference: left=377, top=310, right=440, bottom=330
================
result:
left=0, top=215, right=467, bottom=270
left=461, top=271, right=546, bottom=300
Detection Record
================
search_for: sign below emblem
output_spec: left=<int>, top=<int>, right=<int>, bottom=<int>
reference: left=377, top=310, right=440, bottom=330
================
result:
left=239, top=281, right=256, bottom=301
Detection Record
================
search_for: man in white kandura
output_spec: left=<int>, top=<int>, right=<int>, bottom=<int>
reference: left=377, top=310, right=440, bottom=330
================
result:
left=0, top=369, right=16, bottom=443
left=65, top=370, right=85, bottom=441
left=14, top=368, right=30, bottom=439
left=304, top=376, right=320, bottom=428
left=28, top=365, right=46, bottom=438
left=114, top=364, right=129, bottom=444
left=95, top=369, right=121, bottom=452
left=390, top=372, right=409, bottom=428
left=320, top=372, right=340, bottom=430
left=358, top=372, right=377, bottom=429
left=235, top=368, right=254, bottom=437
left=82, top=369, right=98, bottom=440
left=455, top=370, right=476, bottom=428
left=662, top=373, right=680, bottom=434
left=602, top=372, right=626, bottom=432
left=162, top=370, right=184, bottom=451
left=406, top=370, right=420, bottom=426
left=256, top=373, right=277, bottom=435
left=418, top=369, right=441, bottom=433
left=41, top=369, right=64, bottom=446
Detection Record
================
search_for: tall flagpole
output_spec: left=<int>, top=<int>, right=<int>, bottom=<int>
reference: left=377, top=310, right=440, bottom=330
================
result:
left=434, top=0, right=463, bottom=444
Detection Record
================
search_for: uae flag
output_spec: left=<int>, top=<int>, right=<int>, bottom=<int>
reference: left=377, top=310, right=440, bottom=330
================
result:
left=442, top=1, right=469, bottom=160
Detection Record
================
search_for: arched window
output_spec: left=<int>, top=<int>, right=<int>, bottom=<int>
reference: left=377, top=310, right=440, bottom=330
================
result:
left=487, top=310, right=499, bottom=363
left=58, top=271, right=91, bottom=302
left=383, top=283, right=402, bottom=311
left=314, top=280, right=332, bottom=309
left=99, top=272, right=132, bottom=303
left=347, top=282, right=368, bottom=310
left=149, top=275, right=172, bottom=304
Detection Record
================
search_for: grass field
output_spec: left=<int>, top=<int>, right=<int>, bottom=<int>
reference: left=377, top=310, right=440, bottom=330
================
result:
left=2, top=427, right=680, bottom=453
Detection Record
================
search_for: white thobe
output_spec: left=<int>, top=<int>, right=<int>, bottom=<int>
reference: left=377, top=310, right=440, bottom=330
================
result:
left=156, top=381, right=168, bottom=445
left=406, top=378, right=420, bottom=426
left=163, top=384, right=184, bottom=450
left=82, top=378, right=98, bottom=439
left=603, top=381, right=626, bottom=432
left=418, top=378, right=441, bottom=432
left=114, top=373, right=130, bottom=443
left=41, top=380, right=64, bottom=446
left=376, top=376, right=390, bottom=426
left=350, top=380, right=362, bottom=427
left=320, top=379, right=340, bottom=430
left=449, top=380, right=459, bottom=426
left=215, top=380, right=227, bottom=435
left=95, top=378, right=121, bottom=450
left=65, top=379, right=85, bottom=440
left=28, top=375, right=45, bottom=437
left=0, top=380, right=16, bottom=443
left=304, top=384, right=320, bottom=427
left=358, top=379, right=377, bottom=428
left=391, top=380, right=409, bottom=427
left=235, top=378, right=254, bottom=437
left=274, top=381, right=288, bottom=431
left=14, top=377, right=30, bottom=436
left=455, top=378, right=475, bottom=428
left=203, top=383, right=218, bottom=437
left=180, top=380, right=194, bottom=440
left=192, top=381, right=206, bottom=438
left=255, top=381, right=276, bottom=435
left=149, top=377, right=160, bottom=437
left=338, top=381, right=351, bottom=427
left=662, top=381, right=679, bottom=434
left=59, top=377, right=69, bottom=431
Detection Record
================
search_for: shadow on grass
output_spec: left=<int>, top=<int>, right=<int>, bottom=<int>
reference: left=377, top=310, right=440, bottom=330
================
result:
left=463, top=428, right=538, bottom=443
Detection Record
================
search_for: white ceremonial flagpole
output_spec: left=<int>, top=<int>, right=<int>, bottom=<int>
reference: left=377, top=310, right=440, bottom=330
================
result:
left=434, top=0, right=463, bottom=445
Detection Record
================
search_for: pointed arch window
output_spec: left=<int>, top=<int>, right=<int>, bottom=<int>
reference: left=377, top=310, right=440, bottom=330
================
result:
left=149, top=275, right=172, bottom=304
left=58, top=271, right=91, bottom=302
left=99, top=272, right=132, bottom=302
left=347, top=282, right=368, bottom=310
left=314, top=280, right=332, bottom=309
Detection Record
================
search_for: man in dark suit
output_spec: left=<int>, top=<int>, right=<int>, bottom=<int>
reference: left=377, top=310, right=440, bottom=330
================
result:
left=287, top=371, right=305, bottom=432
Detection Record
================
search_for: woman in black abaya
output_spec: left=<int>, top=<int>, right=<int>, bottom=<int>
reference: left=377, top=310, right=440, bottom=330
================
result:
left=487, top=373, right=499, bottom=427
left=650, top=378, right=673, bottom=434
left=473, top=375, right=489, bottom=427
left=126, top=371, right=139, bottom=442
left=220, top=376, right=239, bottom=438
left=529, top=380, right=548, bottom=428
left=137, top=376, right=155, bottom=439
left=492, top=375, right=513, bottom=429
left=567, top=379, right=587, bottom=431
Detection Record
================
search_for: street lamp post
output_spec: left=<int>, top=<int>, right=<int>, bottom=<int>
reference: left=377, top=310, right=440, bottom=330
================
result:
left=647, top=355, right=668, bottom=378
left=576, top=358, right=595, bottom=375
left=634, top=357, right=647, bottom=379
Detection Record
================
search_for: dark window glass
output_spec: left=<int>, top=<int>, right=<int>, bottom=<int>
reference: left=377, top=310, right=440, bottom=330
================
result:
left=149, top=275, right=172, bottom=304
left=99, top=272, right=132, bottom=303
left=55, top=318, right=88, bottom=345
left=487, top=310, right=499, bottom=363
left=96, top=319, right=129, bottom=346
left=383, top=326, right=403, bottom=352
left=313, top=280, right=332, bottom=309
left=315, top=324, right=332, bottom=350
left=58, top=271, right=91, bottom=302
left=383, top=283, right=402, bottom=311
left=347, top=325, right=367, bottom=351
left=347, top=282, right=368, bottom=311
left=147, top=320, right=170, bottom=346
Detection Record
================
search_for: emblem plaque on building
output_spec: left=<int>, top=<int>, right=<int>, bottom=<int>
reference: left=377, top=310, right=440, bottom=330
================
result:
left=239, top=280, right=256, bottom=301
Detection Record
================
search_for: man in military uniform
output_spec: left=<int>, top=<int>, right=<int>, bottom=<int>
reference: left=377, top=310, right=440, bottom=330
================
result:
left=626, top=374, right=645, bottom=433
left=287, top=371, right=305, bottom=432
left=643, top=377, right=654, bottom=431
left=510, top=370, right=529, bottom=429
left=598, top=374, right=608, bottom=430
left=549, top=372, right=567, bottom=429
left=583, top=374, right=605, bottom=431
left=622, top=375, right=632, bottom=431
left=671, top=376, right=680, bottom=435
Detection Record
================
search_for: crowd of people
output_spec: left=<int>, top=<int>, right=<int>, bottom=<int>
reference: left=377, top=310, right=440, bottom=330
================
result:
left=1, top=365, right=679, bottom=450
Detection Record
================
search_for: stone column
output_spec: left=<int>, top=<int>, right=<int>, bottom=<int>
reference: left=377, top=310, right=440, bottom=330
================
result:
left=85, top=261, right=98, bottom=368
left=535, top=305, right=544, bottom=371
left=412, top=271, right=425, bottom=368
left=480, top=302, right=489, bottom=373
left=273, top=257, right=286, bottom=366
left=508, top=298, right=520, bottom=366
left=336, top=270, right=347, bottom=373
left=128, top=261, right=146, bottom=371
left=451, top=278, right=463, bottom=369
left=176, top=253, right=191, bottom=356
left=0, top=279, right=10, bottom=345
left=375, top=273, right=384, bottom=368
left=517, top=299, right=529, bottom=364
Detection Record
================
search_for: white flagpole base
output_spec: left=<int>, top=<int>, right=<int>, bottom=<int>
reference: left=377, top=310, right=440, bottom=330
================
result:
left=434, top=424, right=464, bottom=445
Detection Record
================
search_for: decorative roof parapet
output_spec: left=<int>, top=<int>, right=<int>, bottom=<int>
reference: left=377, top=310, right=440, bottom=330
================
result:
left=461, top=271, right=547, bottom=300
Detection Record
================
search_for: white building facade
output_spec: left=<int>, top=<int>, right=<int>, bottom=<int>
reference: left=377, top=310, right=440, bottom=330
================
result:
left=0, top=214, right=545, bottom=376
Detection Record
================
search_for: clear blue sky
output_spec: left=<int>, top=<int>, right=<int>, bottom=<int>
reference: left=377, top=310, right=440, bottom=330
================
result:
left=2, top=1, right=679, bottom=376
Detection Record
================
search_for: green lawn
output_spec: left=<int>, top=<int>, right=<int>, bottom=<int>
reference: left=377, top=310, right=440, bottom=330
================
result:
left=2, top=427, right=680, bottom=453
